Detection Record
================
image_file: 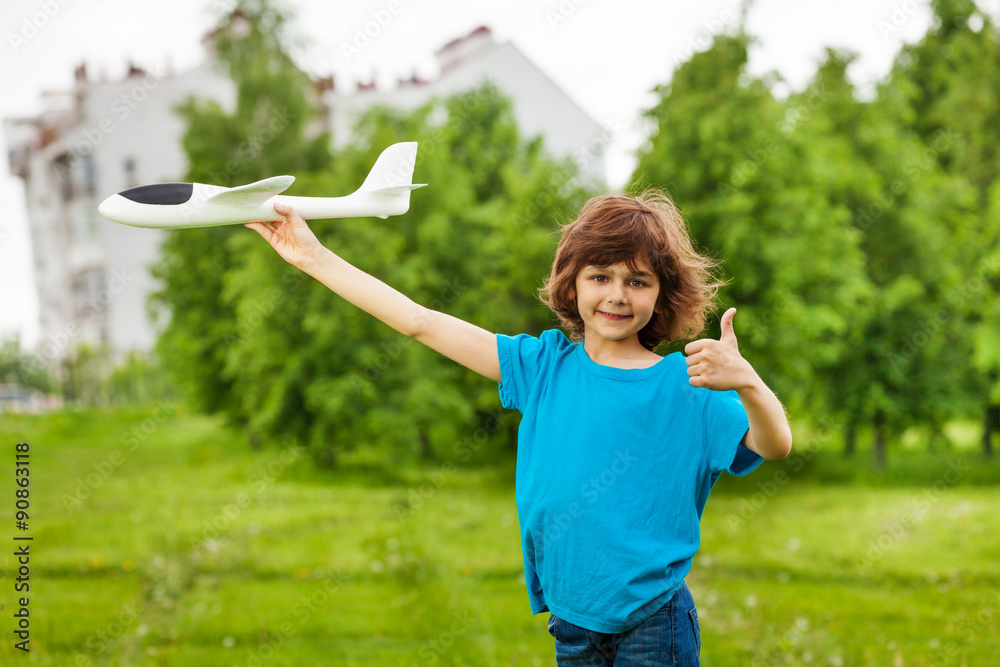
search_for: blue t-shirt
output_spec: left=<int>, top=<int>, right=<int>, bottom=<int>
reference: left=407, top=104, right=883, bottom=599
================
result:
left=496, top=329, right=762, bottom=633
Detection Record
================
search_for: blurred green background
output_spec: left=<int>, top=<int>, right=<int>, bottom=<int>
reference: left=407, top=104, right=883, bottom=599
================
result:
left=2, top=0, right=999, bottom=664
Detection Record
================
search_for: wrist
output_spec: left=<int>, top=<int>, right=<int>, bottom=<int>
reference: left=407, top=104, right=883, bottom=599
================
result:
left=732, top=362, right=763, bottom=394
left=297, top=245, right=334, bottom=275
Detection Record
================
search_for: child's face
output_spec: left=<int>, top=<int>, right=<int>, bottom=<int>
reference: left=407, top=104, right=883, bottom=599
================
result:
left=574, top=261, right=660, bottom=347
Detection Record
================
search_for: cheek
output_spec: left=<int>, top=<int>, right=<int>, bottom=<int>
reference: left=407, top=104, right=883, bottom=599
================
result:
left=643, top=295, right=662, bottom=318
left=650, top=290, right=663, bottom=312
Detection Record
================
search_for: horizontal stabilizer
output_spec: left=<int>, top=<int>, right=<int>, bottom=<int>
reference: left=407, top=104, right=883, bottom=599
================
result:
left=368, top=183, right=427, bottom=195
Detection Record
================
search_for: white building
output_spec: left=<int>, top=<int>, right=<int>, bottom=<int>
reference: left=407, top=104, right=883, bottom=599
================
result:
left=328, top=26, right=607, bottom=183
left=5, top=60, right=236, bottom=361
left=5, top=23, right=604, bottom=362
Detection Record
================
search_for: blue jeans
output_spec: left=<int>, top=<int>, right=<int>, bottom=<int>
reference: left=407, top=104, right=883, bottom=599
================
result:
left=547, top=582, right=701, bottom=666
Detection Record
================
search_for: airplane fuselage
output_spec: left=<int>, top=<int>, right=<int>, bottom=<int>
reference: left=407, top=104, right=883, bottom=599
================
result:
left=97, top=142, right=424, bottom=229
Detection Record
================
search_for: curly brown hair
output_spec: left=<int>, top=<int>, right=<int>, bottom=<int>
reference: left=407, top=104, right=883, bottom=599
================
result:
left=539, top=190, right=725, bottom=350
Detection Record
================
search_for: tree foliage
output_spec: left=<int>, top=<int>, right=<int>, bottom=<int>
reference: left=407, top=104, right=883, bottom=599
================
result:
left=0, top=338, right=53, bottom=394
left=632, top=36, right=870, bottom=413
left=152, top=2, right=586, bottom=464
left=150, top=0, right=333, bottom=419
left=887, top=0, right=1000, bottom=453
left=218, top=87, right=587, bottom=464
left=632, top=11, right=1000, bottom=466
left=151, top=1, right=1000, bottom=468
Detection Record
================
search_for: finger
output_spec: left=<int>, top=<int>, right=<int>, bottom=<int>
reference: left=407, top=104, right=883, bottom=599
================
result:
left=244, top=221, right=274, bottom=241
left=719, top=307, right=737, bottom=345
left=274, top=202, right=304, bottom=224
left=244, top=220, right=275, bottom=231
left=684, top=339, right=708, bottom=356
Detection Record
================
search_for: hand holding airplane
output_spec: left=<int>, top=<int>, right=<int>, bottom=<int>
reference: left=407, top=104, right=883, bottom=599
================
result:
left=243, top=201, right=329, bottom=272
left=98, top=142, right=425, bottom=229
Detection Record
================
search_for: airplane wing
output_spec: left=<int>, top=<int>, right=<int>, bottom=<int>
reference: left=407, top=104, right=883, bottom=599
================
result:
left=205, top=175, right=296, bottom=205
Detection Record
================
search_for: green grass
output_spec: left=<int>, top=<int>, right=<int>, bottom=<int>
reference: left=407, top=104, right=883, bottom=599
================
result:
left=1, top=405, right=998, bottom=665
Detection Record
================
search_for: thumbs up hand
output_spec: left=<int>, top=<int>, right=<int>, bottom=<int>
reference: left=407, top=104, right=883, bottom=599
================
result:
left=684, top=308, right=757, bottom=391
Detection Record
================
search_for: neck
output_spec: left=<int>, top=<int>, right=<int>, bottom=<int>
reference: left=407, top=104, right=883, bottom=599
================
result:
left=582, top=334, right=661, bottom=369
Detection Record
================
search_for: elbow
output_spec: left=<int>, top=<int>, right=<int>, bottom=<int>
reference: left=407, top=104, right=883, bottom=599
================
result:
left=767, top=430, right=793, bottom=460
left=745, top=424, right=792, bottom=460
left=401, top=305, right=433, bottom=339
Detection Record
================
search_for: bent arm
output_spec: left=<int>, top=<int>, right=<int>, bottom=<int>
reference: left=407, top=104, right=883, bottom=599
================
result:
left=246, top=203, right=501, bottom=382
left=737, top=377, right=792, bottom=460
left=684, top=308, right=790, bottom=460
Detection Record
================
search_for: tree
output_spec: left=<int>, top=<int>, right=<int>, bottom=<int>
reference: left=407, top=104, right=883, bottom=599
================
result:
left=632, top=35, right=870, bottom=428
left=792, top=48, right=977, bottom=466
left=886, top=0, right=1000, bottom=455
left=220, top=86, right=589, bottom=464
left=0, top=338, right=54, bottom=394
left=151, top=1, right=591, bottom=465
left=150, top=0, right=333, bottom=421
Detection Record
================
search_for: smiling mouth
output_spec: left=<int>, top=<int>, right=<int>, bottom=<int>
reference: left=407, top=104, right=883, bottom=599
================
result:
left=597, top=310, right=631, bottom=321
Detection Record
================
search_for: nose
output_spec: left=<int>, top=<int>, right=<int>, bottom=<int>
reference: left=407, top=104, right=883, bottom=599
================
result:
left=607, top=281, right=627, bottom=305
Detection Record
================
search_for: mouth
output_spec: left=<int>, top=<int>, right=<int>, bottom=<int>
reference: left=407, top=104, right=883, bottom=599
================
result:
left=596, top=310, right=631, bottom=321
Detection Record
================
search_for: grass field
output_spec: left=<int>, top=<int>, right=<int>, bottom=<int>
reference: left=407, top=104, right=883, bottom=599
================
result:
left=1, top=405, right=998, bottom=665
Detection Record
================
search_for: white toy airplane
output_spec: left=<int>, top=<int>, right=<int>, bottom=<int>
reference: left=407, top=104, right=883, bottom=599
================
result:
left=98, top=142, right=425, bottom=229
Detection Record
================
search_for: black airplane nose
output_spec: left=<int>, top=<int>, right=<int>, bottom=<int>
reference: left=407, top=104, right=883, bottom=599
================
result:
left=119, top=182, right=194, bottom=205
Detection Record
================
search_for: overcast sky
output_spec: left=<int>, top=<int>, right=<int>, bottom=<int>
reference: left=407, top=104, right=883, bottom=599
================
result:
left=2, top=0, right=996, bottom=347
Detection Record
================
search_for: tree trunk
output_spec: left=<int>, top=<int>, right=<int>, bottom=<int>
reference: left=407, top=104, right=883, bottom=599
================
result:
left=418, top=425, right=433, bottom=461
left=873, top=411, right=886, bottom=471
left=247, top=431, right=263, bottom=450
left=62, top=358, right=77, bottom=402
left=927, top=424, right=950, bottom=452
left=314, top=444, right=336, bottom=469
left=984, top=403, right=999, bottom=458
left=843, top=420, right=856, bottom=458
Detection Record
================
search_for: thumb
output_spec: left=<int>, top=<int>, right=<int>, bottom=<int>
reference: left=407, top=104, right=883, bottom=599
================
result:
left=719, top=307, right=738, bottom=346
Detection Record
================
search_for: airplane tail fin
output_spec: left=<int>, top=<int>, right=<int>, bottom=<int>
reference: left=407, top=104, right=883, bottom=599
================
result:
left=357, top=142, right=426, bottom=196
left=270, top=142, right=426, bottom=220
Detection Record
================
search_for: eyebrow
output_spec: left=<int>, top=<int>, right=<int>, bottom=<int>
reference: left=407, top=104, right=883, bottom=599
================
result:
left=584, top=265, right=656, bottom=279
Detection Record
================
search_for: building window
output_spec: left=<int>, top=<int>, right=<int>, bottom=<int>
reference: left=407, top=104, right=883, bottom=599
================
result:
left=53, top=154, right=96, bottom=201
left=72, top=269, right=107, bottom=319
left=71, top=275, right=88, bottom=317
left=54, top=154, right=73, bottom=202
left=124, top=157, right=137, bottom=187
left=70, top=205, right=99, bottom=242
left=79, top=155, right=96, bottom=196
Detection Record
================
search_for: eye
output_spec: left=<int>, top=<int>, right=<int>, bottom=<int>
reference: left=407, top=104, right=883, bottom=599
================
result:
left=591, top=275, right=608, bottom=283
left=629, top=279, right=646, bottom=287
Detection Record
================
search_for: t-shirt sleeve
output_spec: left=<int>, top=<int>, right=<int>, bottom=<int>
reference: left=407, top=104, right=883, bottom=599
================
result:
left=729, top=442, right=764, bottom=476
left=702, top=389, right=762, bottom=476
left=496, top=332, right=547, bottom=412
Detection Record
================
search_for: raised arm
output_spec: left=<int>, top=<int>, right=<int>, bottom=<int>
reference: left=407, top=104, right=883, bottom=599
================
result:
left=245, top=203, right=501, bottom=382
